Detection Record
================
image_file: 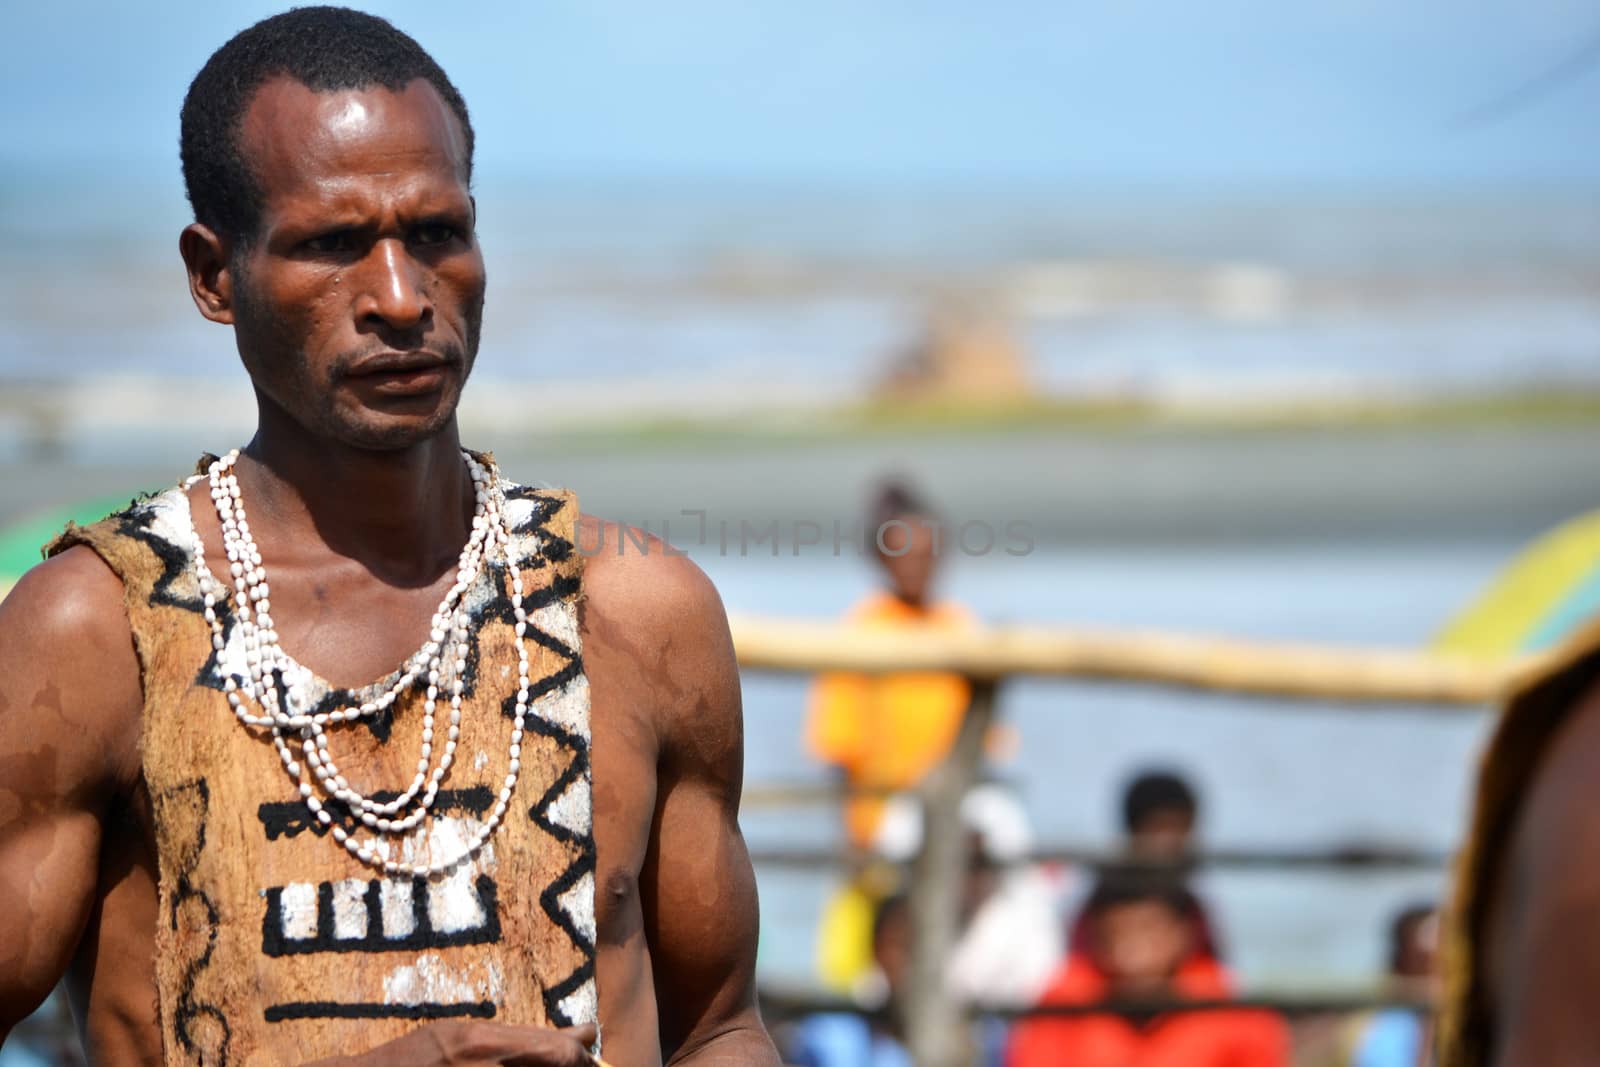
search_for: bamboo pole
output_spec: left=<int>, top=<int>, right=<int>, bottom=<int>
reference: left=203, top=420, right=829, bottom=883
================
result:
left=728, top=614, right=1526, bottom=705
left=0, top=593, right=1527, bottom=704
left=903, top=679, right=998, bottom=1067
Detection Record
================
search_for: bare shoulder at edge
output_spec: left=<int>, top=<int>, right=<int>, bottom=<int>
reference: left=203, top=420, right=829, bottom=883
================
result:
left=1483, top=673, right=1600, bottom=1065
left=0, top=546, right=142, bottom=791
left=575, top=513, right=741, bottom=761
left=575, top=513, right=730, bottom=626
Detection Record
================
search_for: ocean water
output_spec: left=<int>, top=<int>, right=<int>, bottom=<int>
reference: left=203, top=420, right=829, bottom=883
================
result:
left=3, top=179, right=1600, bottom=406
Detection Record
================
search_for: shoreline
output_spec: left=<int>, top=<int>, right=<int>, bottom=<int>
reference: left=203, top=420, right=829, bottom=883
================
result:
left=4, top=407, right=1598, bottom=547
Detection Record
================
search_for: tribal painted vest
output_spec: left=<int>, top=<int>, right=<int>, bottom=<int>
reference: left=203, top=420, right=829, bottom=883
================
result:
left=46, top=458, right=598, bottom=1065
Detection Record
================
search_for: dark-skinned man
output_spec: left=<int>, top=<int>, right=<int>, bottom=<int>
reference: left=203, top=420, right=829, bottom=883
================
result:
left=0, top=8, right=779, bottom=1065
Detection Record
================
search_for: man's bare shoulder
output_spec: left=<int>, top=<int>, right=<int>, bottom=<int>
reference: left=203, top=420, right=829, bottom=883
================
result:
left=1506, top=673, right=1600, bottom=892
left=577, top=515, right=723, bottom=619
left=0, top=546, right=142, bottom=791
left=576, top=514, right=740, bottom=775
left=2, top=545, right=138, bottom=664
left=1483, top=670, right=1600, bottom=1063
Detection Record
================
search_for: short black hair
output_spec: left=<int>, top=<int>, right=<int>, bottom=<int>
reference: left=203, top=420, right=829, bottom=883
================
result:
left=871, top=477, right=934, bottom=528
left=1388, top=901, right=1436, bottom=972
left=1122, top=768, right=1199, bottom=834
left=1084, top=864, right=1195, bottom=920
left=871, top=891, right=910, bottom=950
left=180, top=6, right=474, bottom=244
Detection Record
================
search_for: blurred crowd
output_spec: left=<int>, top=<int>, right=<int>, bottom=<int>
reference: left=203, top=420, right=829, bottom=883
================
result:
left=781, top=480, right=1440, bottom=1067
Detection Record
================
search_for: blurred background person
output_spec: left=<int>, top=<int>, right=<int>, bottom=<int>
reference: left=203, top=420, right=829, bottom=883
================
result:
left=1122, top=768, right=1200, bottom=858
left=1069, top=767, right=1225, bottom=965
left=815, top=778, right=1065, bottom=1013
left=808, top=478, right=983, bottom=993
left=807, top=478, right=978, bottom=852
left=789, top=893, right=918, bottom=1067
left=874, top=783, right=1070, bottom=1011
left=1009, top=867, right=1289, bottom=1067
left=1348, top=903, right=1438, bottom=1067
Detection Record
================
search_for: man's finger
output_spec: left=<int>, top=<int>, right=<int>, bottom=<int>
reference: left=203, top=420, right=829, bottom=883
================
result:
left=557, top=1020, right=607, bottom=1063
left=497, top=1020, right=605, bottom=1066
left=556, top=1022, right=599, bottom=1048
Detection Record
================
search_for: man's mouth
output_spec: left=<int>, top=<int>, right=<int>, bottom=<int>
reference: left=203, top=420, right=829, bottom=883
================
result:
left=346, top=352, right=454, bottom=396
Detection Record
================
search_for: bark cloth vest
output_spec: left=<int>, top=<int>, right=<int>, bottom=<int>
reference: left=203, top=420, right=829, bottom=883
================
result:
left=1436, top=617, right=1600, bottom=1067
left=45, top=458, right=598, bottom=1065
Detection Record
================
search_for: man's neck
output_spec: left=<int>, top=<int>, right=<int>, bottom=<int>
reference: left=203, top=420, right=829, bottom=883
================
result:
left=237, top=415, right=474, bottom=587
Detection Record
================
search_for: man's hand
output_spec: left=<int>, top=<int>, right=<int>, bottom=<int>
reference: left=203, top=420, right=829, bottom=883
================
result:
left=318, top=1020, right=601, bottom=1066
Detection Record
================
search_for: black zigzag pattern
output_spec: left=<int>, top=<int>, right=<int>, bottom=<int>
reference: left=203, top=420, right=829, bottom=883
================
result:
left=501, top=487, right=596, bottom=1026
left=110, top=496, right=205, bottom=616
left=525, top=712, right=596, bottom=1026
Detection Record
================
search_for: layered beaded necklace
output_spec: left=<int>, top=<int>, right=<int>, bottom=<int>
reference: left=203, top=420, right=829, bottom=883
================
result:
left=188, top=448, right=533, bottom=878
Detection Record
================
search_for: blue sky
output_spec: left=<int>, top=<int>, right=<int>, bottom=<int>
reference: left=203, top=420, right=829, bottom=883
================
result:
left=5, top=0, right=1600, bottom=187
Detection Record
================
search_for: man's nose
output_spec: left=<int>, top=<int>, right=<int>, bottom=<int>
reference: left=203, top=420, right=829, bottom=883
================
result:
left=355, top=238, right=432, bottom=331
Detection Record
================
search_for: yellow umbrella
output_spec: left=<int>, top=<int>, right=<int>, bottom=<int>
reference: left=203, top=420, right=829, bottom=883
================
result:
left=1435, top=509, right=1600, bottom=661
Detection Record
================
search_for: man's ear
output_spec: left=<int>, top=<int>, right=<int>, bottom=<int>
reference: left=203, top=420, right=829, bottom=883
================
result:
left=179, top=223, right=236, bottom=325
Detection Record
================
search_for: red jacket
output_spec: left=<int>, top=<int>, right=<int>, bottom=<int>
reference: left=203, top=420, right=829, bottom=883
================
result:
left=1006, top=956, right=1290, bottom=1067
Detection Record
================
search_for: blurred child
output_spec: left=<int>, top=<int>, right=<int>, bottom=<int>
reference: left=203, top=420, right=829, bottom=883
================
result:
left=1009, top=867, right=1289, bottom=1067
left=1068, top=767, right=1224, bottom=963
left=807, top=479, right=978, bottom=850
left=1348, top=903, right=1438, bottom=1067
left=809, top=479, right=983, bottom=994
left=790, top=894, right=917, bottom=1067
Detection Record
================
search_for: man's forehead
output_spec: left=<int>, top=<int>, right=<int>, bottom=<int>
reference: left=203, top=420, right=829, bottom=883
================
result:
left=238, top=76, right=469, bottom=205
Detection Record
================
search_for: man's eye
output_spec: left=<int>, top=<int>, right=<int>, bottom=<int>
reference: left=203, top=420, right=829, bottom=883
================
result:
left=304, top=231, right=355, bottom=254
left=413, top=223, right=457, bottom=246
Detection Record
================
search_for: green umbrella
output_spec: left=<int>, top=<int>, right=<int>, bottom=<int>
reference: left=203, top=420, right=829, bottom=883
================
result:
left=0, top=494, right=148, bottom=599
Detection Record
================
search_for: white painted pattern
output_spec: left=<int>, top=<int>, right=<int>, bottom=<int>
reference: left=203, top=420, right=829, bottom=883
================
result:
left=546, top=772, right=591, bottom=839
left=331, top=879, right=368, bottom=941
left=379, top=879, right=416, bottom=940
left=382, top=954, right=505, bottom=1007
left=278, top=882, right=318, bottom=941
left=557, top=870, right=597, bottom=946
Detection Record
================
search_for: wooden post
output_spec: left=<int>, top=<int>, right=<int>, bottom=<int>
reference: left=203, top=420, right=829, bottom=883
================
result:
left=903, top=678, right=998, bottom=1067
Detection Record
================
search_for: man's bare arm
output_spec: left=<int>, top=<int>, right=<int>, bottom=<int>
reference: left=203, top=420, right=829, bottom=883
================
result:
left=620, top=551, right=779, bottom=1065
left=0, top=548, right=142, bottom=1038
left=1488, top=676, right=1600, bottom=1066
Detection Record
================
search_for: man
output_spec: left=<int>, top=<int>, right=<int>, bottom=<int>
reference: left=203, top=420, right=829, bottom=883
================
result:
left=1436, top=621, right=1600, bottom=1066
left=0, top=8, right=778, bottom=1065
left=1008, top=868, right=1288, bottom=1067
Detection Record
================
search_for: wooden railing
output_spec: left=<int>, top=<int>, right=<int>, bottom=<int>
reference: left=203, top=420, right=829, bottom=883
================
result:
left=729, top=614, right=1525, bottom=704
left=727, top=614, right=1514, bottom=1067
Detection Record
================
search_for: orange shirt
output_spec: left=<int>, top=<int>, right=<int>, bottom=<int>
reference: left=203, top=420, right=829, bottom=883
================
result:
left=806, top=592, right=976, bottom=848
left=1007, top=956, right=1290, bottom=1067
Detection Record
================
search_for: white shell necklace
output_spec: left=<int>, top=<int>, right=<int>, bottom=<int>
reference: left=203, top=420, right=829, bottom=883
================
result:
left=189, top=448, right=534, bottom=878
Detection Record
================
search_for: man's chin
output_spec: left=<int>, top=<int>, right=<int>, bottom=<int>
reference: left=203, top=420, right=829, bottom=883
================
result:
left=327, top=404, right=461, bottom=452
